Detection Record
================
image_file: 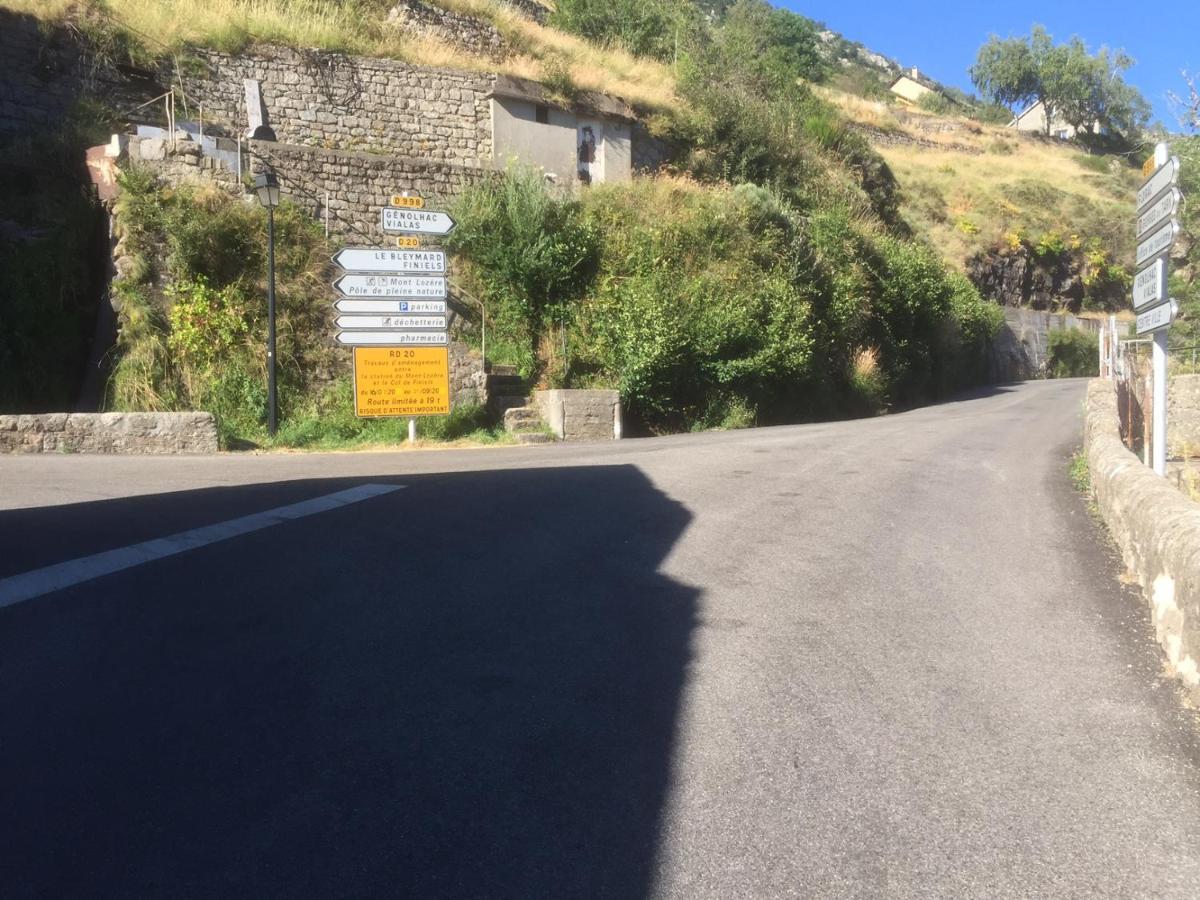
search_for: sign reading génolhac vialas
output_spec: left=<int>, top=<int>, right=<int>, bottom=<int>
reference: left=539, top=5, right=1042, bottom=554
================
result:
left=333, top=274, right=447, bottom=299
left=333, top=248, right=447, bottom=274
left=336, top=331, right=449, bottom=346
left=1136, top=218, right=1180, bottom=267
left=380, top=208, right=456, bottom=235
left=1136, top=298, right=1178, bottom=336
left=1133, top=258, right=1167, bottom=311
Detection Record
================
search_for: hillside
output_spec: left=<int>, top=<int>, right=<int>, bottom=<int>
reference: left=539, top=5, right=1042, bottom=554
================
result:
left=0, top=0, right=1169, bottom=442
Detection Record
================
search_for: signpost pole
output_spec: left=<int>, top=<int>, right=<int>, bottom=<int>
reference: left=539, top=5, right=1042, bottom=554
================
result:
left=408, top=417, right=416, bottom=445
left=1153, top=329, right=1168, bottom=476
left=267, top=206, right=278, bottom=437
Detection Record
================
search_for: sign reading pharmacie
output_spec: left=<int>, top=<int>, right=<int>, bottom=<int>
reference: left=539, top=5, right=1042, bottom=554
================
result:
left=1131, top=150, right=1183, bottom=334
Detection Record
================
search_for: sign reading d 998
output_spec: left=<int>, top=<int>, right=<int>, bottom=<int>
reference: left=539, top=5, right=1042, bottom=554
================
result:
left=353, top=346, right=451, bottom=417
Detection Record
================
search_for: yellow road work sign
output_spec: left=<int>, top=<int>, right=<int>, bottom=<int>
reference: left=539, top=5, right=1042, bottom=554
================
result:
left=353, top=346, right=450, bottom=417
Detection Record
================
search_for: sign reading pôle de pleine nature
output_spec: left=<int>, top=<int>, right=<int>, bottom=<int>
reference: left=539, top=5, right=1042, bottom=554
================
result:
left=353, top=347, right=450, bottom=417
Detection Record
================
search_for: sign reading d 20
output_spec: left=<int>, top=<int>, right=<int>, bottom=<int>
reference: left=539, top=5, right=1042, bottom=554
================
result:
left=353, top=346, right=450, bottom=417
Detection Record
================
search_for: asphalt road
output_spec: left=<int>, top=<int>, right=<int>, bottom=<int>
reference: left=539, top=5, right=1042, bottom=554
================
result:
left=2, top=379, right=1200, bottom=898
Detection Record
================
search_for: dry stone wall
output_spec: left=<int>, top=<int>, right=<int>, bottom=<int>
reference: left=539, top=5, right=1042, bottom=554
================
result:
left=246, top=140, right=493, bottom=242
left=178, top=47, right=493, bottom=163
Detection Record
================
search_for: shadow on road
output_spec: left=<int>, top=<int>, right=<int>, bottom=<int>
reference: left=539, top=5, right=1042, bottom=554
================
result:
left=0, top=464, right=697, bottom=898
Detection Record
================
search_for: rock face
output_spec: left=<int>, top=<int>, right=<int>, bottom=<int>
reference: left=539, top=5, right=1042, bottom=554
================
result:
left=0, top=413, right=219, bottom=454
left=968, top=245, right=1084, bottom=313
left=386, top=0, right=508, bottom=60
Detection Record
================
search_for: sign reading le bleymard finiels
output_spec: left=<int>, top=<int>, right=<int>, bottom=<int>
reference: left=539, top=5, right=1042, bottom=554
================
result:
left=332, top=194, right=458, bottom=417
left=1133, top=151, right=1181, bottom=335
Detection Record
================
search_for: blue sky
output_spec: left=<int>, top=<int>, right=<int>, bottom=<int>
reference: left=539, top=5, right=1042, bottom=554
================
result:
left=782, top=1, right=1200, bottom=130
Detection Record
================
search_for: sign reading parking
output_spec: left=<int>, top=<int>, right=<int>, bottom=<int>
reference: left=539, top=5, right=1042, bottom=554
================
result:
left=353, top=347, right=450, bottom=417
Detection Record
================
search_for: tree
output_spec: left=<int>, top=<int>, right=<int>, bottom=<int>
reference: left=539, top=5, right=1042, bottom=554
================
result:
left=1168, top=72, right=1200, bottom=132
left=970, top=26, right=1149, bottom=138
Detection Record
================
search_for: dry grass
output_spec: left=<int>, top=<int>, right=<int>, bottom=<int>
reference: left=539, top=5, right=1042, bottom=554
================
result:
left=2, top=0, right=677, bottom=112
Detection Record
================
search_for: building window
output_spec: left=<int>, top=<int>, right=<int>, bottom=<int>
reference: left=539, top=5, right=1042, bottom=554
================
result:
left=535, top=104, right=549, bottom=124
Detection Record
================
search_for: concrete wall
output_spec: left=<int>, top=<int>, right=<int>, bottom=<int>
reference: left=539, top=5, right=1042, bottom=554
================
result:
left=1084, top=379, right=1200, bottom=704
left=990, top=307, right=1101, bottom=382
left=491, top=97, right=631, bottom=184
left=0, top=413, right=218, bottom=454
left=533, top=390, right=621, bottom=441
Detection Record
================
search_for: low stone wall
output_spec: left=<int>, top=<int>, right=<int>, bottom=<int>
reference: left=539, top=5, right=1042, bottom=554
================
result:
left=1168, top=375, right=1200, bottom=457
left=1084, top=379, right=1200, bottom=703
left=0, top=413, right=219, bottom=454
left=533, top=389, right=621, bottom=441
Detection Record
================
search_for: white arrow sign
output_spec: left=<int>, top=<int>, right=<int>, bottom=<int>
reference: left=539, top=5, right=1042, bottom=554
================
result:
left=381, top=208, right=456, bottom=235
left=1136, top=298, right=1178, bottom=336
left=332, top=248, right=447, bottom=274
left=335, top=315, right=447, bottom=330
left=333, top=274, right=447, bottom=299
left=335, top=331, right=448, bottom=346
left=1137, top=156, right=1181, bottom=211
left=1133, top=258, right=1168, bottom=311
left=1137, top=188, right=1183, bottom=240
left=1136, top=219, right=1180, bottom=267
left=335, top=299, right=447, bottom=314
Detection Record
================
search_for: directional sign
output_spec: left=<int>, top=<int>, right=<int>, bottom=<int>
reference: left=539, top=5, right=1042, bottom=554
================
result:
left=332, top=248, right=447, bottom=274
left=1133, top=258, right=1168, bottom=311
left=353, top=346, right=450, bottom=418
left=335, top=314, right=447, bottom=330
left=1136, top=299, right=1178, bottom=336
left=1136, top=218, right=1180, bottom=267
left=333, top=274, right=447, bottom=299
left=335, top=299, right=447, bottom=314
left=336, top=331, right=448, bottom=346
left=381, top=208, right=456, bottom=236
left=1137, top=156, right=1181, bottom=210
left=1137, top=187, right=1183, bottom=240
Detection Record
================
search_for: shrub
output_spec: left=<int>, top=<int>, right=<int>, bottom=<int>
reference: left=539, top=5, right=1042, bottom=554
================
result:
left=447, top=165, right=600, bottom=375
left=1047, top=329, right=1097, bottom=378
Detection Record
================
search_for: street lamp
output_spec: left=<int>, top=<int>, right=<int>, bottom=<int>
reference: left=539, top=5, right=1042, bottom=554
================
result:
left=254, top=171, right=281, bottom=437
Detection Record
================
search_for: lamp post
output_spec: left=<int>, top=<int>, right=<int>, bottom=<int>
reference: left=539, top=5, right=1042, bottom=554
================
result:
left=254, top=171, right=281, bottom=436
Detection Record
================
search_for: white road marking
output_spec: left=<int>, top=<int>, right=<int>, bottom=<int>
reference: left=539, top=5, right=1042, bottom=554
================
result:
left=0, top=483, right=404, bottom=609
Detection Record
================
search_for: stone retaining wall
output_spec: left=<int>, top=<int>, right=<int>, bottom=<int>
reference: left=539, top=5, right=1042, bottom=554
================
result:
left=386, top=0, right=508, bottom=59
left=1084, top=378, right=1200, bottom=703
left=179, top=47, right=494, bottom=162
left=246, top=140, right=493, bottom=242
left=0, top=413, right=219, bottom=454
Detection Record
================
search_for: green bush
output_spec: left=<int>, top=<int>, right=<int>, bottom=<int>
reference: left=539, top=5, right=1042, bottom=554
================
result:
left=1047, top=329, right=1098, bottom=378
left=549, top=0, right=701, bottom=62
left=446, top=165, right=599, bottom=375
left=107, top=169, right=336, bottom=445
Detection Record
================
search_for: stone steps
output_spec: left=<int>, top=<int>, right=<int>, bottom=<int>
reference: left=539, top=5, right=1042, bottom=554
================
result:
left=503, top=405, right=554, bottom=442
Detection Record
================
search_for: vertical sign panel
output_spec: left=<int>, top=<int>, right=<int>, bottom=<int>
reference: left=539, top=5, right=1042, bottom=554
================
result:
left=353, top=347, right=451, bottom=417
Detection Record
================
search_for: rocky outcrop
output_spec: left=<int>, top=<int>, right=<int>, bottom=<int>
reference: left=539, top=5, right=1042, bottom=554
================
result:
left=386, top=0, right=508, bottom=60
left=0, top=412, right=219, bottom=454
left=968, top=243, right=1127, bottom=314
left=968, top=245, right=1084, bottom=312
